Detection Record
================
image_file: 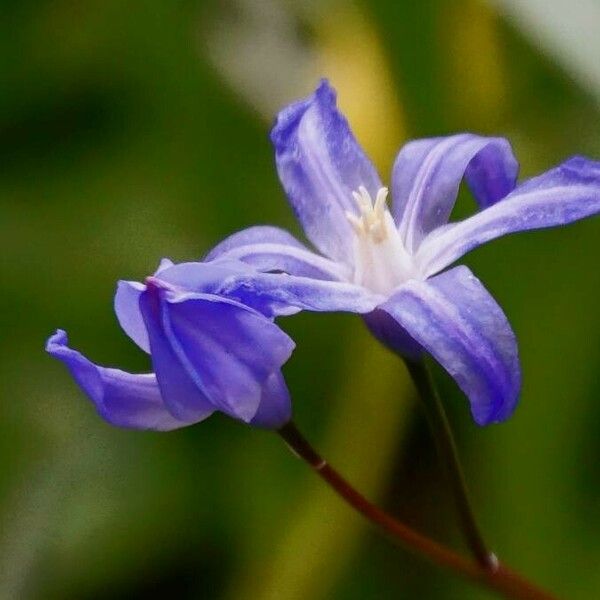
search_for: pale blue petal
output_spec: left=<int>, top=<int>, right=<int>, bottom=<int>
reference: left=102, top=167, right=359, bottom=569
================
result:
left=113, top=258, right=190, bottom=354
left=417, top=156, right=600, bottom=275
left=217, top=272, right=383, bottom=315
left=205, top=226, right=350, bottom=281
left=378, top=267, right=520, bottom=425
left=271, top=79, right=382, bottom=264
left=205, top=226, right=307, bottom=259
left=156, top=260, right=254, bottom=291
left=392, top=134, right=519, bottom=253
left=45, top=330, right=207, bottom=430
left=114, top=280, right=149, bottom=352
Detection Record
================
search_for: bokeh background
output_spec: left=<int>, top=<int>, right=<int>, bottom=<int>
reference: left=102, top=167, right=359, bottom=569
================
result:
left=1, top=1, right=599, bottom=598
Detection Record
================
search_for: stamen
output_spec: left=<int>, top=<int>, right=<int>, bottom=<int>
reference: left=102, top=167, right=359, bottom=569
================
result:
left=374, top=187, right=388, bottom=215
left=347, top=186, right=390, bottom=243
left=346, top=211, right=364, bottom=234
left=352, top=190, right=371, bottom=225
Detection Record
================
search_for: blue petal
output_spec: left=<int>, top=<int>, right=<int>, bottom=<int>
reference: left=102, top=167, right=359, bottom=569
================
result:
left=155, top=258, right=174, bottom=273
left=140, top=282, right=295, bottom=424
left=250, top=372, right=292, bottom=429
left=392, top=134, right=519, bottom=253
left=217, top=272, right=383, bottom=316
left=417, top=156, right=600, bottom=276
left=378, top=267, right=520, bottom=425
left=114, top=280, right=149, bottom=352
left=205, top=226, right=307, bottom=259
left=271, top=80, right=382, bottom=264
left=205, top=226, right=350, bottom=281
left=113, top=258, right=191, bottom=354
left=45, top=330, right=206, bottom=430
left=158, top=259, right=253, bottom=289
left=114, top=260, right=262, bottom=352
left=156, top=260, right=292, bottom=318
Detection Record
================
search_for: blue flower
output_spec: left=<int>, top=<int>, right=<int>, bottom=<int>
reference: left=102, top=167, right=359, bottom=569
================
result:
left=208, top=80, right=600, bottom=426
left=46, top=259, right=295, bottom=430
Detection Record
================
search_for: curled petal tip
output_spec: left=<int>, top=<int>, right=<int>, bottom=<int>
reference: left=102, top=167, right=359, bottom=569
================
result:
left=315, top=78, right=335, bottom=101
left=155, top=258, right=174, bottom=274
left=46, top=329, right=68, bottom=354
left=46, top=328, right=205, bottom=431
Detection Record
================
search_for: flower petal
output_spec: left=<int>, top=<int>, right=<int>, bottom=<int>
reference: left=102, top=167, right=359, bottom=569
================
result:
left=205, top=226, right=350, bottom=281
left=206, top=225, right=307, bottom=258
left=114, top=260, right=264, bottom=352
left=156, top=260, right=256, bottom=293
left=156, top=261, right=294, bottom=318
left=114, top=280, right=149, bottom=352
left=271, top=79, right=382, bottom=264
left=417, top=156, right=600, bottom=275
left=250, top=372, right=292, bottom=429
left=392, top=134, right=519, bottom=253
left=140, top=283, right=295, bottom=423
left=218, top=272, right=383, bottom=316
left=378, top=267, right=520, bottom=425
left=113, top=257, right=199, bottom=354
left=45, top=330, right=206, bottom=430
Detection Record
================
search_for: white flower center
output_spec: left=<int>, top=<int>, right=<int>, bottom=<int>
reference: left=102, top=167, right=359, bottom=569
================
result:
left=346, top=186, right=415, bottom=295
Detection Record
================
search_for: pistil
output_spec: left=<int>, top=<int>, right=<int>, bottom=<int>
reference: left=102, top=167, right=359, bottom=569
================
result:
left=346, top=186, right=414, bottom=294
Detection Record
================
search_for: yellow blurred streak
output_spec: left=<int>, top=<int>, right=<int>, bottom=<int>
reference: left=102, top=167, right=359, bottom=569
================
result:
left=440, top=0, right=507, bottom=129
left=228, top=332, right=412, bottom=600
left=309, top=2, right=407, bottom=174
left=227, top=5, right=412, bottom=600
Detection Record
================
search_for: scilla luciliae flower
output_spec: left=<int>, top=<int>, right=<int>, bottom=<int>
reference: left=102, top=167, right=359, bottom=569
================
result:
left=47, top=260, right=301, bottom=430
left=208, top=80, right=600, bottom=426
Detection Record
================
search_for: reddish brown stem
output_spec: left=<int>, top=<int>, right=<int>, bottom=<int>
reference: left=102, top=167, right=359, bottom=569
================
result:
left=278, top=421, right=559, bottom=600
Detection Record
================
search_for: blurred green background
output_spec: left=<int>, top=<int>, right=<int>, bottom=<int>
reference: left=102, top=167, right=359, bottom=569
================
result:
left=1, top=1, right=599, bottom=598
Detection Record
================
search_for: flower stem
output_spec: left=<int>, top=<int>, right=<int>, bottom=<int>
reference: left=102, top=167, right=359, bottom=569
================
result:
left=404, top=357, right=494, bottom=569
left=277, top=421, right=558, bottom=600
